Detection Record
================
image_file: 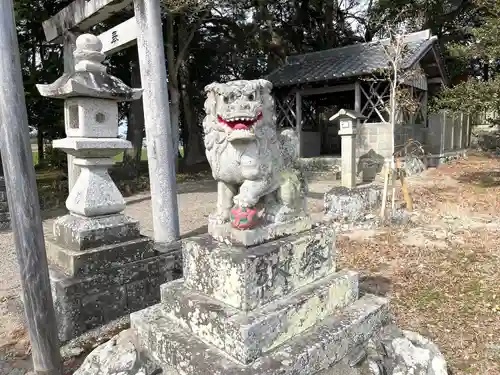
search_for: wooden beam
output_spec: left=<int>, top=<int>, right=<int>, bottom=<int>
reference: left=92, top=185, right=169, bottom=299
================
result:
left=428, top=77, right=443, bottom=84
left=422, top=90, right=428, bottom=126
left=98, top=16, right=137, bottom=55
left=276, top=95, right=296, bottom=128
left=431, top=47, right=448, bottom=86
left=354, top=81, right=361, bottom=112
left=300, top=83, right=355, bottom=97
left=43, top=0, right=133, bottom=42
left=296, top=92, right=302, bottom=157
left=360, top=82, right=388, bottom=123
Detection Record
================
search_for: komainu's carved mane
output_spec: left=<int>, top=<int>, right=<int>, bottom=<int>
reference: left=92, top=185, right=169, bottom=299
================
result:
left=202, top=79, right=282, bottom=179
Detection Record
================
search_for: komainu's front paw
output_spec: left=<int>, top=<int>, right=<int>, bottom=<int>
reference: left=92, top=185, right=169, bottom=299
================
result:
left=233, top=194, right=258, bottom=208
left=212, top=212, right=230, bottom=224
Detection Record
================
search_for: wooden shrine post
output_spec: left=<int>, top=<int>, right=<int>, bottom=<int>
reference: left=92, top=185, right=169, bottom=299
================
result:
left=0, top=1, right=62, bottom=373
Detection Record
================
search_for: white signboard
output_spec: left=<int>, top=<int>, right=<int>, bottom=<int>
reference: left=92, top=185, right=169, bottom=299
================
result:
left=99, top=17, right=138, bottom=55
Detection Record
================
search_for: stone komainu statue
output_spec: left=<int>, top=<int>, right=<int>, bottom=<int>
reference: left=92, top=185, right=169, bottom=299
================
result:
left=202, top=79, right=307, bottom=230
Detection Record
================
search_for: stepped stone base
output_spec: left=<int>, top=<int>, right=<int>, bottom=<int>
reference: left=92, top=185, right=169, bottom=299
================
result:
left=133, top=294, right=389, bottom=375
left=47, top=235, right=155, bottom=277
left=159, top=270, right=359, bottom=364
left=183, top=226, right=336, bottom=311
left=51, top=248, right=182, bottom=342
left=48, top=212, right=183, bottom=342
left=130, top=225, right=392, bottom=375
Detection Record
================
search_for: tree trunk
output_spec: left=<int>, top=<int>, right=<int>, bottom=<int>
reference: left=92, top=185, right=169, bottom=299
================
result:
left=180, top=62, right=206, bottom=167
left=36, top=128, right=44, bottom=162
left=324, top=1, right=335, bottom=48
left=483, top=62, right=489, bottom=81
left=123, top=60, right=145, bottom=177
left=165, top=12, right=180, bottom=168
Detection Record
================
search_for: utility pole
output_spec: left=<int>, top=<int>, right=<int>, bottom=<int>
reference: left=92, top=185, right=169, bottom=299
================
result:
left=0, top=1, right=62, bottom=374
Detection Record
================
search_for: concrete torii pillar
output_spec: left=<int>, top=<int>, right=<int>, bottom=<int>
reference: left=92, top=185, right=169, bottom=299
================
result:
left=329, top=109, right=366, bottom=189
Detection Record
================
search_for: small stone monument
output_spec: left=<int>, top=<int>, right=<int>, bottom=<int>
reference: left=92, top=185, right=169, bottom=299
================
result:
left=330, top=109, right=366, bottom=189
left=36, top=34, right=181, bottom=342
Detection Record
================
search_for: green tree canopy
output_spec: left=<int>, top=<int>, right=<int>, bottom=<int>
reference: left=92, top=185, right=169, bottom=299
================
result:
left=433, top=0, right=500, bottom=117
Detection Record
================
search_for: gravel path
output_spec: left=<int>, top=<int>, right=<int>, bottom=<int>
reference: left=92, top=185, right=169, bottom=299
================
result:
left=0, top=177, right=336, bottom=368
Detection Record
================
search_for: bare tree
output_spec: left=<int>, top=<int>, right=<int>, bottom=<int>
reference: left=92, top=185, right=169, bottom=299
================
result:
left=365, top=23, right=425, bottom=215
left=367, top=24, right=424, bottom=166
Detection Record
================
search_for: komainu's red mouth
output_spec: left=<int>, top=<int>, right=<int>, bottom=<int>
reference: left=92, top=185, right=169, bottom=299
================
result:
left=218, top=113, right=263, bottom=131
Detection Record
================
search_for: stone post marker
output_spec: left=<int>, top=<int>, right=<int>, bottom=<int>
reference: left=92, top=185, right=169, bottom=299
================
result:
left=330, top=109, right=366, bottom=189
left=36, top=34, right=182, bottom=342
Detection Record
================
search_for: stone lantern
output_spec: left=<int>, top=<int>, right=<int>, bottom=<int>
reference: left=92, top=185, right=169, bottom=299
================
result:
left=330, top=109, right=366, bottom=189
left=38, top=34, right=141, bottom=219
left=35, top=34, right=178, bottom=342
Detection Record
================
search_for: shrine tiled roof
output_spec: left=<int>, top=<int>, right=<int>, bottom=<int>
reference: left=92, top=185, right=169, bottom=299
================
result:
left=266, top=30, right=441, bottom=88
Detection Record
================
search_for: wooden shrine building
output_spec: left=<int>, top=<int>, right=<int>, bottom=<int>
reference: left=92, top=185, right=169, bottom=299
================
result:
left=266, top=29, right=449, bottom=161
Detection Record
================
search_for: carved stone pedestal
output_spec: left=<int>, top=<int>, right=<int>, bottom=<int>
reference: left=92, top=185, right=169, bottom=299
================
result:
left=132, top=225, right=390, bottom=374
left=0, top=178, right=10, bottom=231
left=47, top=213, right=182, bottom=342
left=208, top=215, right=313, bottom=247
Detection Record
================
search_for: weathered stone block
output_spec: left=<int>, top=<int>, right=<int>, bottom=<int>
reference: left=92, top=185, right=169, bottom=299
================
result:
left=132, top=294, right=390, bottom=374
left=126, top=279, right=156, bottom=312
left=0, top=201, right=8, bottom=212
left=208, top=216, right=313, bottom=247
left=81, top=285, right=127, bottom=324
left=53, top=213, right=141, bottom=251
left=50, top=246, right=182, bottom=342
left=46, top=236, right=154, bottom=276
left=0, top=212, right=10, bottom=223
left=183, top=225, right=336, bottom=311
left=324, top=185, right=382, bottom=221
left=161, top=270, right=358, bottom=364
left=0, top=221, right=11, bottom=231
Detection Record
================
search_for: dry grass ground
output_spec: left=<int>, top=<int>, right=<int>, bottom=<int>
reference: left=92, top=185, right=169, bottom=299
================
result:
left=338, top=153, right=500, bottom=375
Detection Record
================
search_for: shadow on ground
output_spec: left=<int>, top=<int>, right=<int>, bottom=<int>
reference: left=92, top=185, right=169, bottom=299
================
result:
left=456, top=171, right=500, bottom=188
left=359, top=274, right=392, bottom=297
left=181, top=225, right=209, bottom=238
left=178, top=180, right=217, bottom=194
